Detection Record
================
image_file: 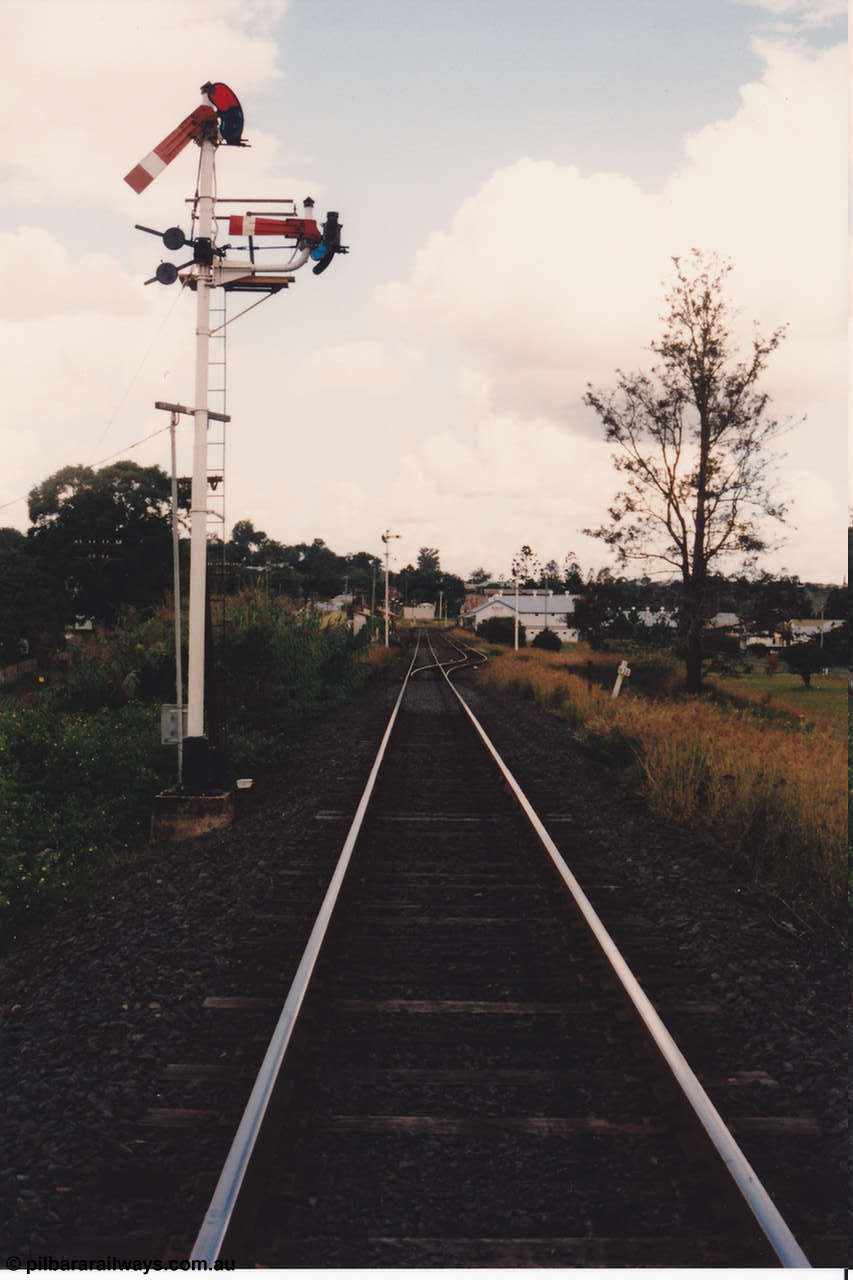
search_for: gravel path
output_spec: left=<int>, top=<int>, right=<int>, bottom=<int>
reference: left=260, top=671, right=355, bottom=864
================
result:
left=0, top=655, right=846, bottom=1264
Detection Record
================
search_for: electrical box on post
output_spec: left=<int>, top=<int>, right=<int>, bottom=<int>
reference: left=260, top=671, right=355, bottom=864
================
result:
left=161, top=704, right=188, bottom=745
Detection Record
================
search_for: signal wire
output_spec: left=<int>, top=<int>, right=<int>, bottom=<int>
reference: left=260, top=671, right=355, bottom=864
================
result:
left=0, top=424, right=175, bottom=515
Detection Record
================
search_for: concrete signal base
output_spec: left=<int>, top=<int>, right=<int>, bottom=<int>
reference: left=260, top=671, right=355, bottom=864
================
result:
left=151, top=790, right=235, bottom=843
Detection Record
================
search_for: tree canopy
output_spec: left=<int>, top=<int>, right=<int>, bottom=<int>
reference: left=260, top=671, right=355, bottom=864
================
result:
left=0, top=528, right=66, bottom=664
left=27, top=461, right=173, bottom=625
left=395, top=548, right=466, bottom=616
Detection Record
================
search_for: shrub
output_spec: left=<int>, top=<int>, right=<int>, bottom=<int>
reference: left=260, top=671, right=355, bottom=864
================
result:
left=59, top=606, right=177, bottom=711
left=531, top=628, right=562, bottom=651
left=477, top=617, right=525, bottom=646
left=0, top=590, right=378, bottom=945
left=783, top=641, right=823, bottom=688
left=0, top=701, right=170, bottom=941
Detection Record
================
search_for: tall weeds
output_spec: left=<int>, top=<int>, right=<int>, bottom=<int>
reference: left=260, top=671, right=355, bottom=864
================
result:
left=477, top=650, right=846, bottom=923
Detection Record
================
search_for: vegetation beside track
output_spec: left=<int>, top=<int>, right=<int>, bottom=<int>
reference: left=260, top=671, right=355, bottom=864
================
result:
left=465, top=639, right=846, bottom=924
left=0, top=593, right=383, bottom=947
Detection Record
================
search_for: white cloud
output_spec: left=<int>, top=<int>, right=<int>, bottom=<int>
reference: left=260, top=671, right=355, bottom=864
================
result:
left=375, top=38, right=847, bottom=580
left=733, top=0, right=846, bottom=29
left=0, top=280, right=195, bottom=524
left=0, top=228, right=143, bottom=319
left=305, top=340, right=424, bottom=396
left=3, top=1, right=287, bottom=214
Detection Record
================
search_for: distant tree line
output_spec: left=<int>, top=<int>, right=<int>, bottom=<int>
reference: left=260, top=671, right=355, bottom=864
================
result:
left=0, top=451, right=846, bottom=672
left=393, top=548, right=466, bottom=617
left=0, top=467, right=382, bottom=664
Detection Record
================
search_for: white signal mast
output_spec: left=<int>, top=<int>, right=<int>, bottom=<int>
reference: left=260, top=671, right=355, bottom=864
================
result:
left=381, top=530, right=401, bottom=647
left=125, top=82, right=347, bottom=791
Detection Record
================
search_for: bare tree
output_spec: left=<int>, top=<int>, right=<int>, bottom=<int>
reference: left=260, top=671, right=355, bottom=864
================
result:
left=584, top=250, right=789, bottom=692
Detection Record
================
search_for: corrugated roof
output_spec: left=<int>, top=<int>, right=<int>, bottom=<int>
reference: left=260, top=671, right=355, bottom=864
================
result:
left=466, top=594, right=577, bottom=616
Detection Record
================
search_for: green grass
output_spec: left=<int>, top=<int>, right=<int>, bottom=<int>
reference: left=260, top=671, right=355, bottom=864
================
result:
left=709, top=670, right=848, bottom=737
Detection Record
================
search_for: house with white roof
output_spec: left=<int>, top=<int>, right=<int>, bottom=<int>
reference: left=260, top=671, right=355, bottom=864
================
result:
left=790, top=618, right=844, bottom=641
left=463, top=590, right=580, bottom=643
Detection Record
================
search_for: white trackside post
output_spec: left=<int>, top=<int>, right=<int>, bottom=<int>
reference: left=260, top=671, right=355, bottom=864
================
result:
left=612, top=659, right=631, bottom=698
left=381, top=530, right=400, bottom=647
left=514, top=574, right=519, bottom=650
left=186, top=128, right=216, bottom=749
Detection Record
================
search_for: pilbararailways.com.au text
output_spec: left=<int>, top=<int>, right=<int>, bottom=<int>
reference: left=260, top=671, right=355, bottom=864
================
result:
left=6, top=1259, right=235, bottom=1273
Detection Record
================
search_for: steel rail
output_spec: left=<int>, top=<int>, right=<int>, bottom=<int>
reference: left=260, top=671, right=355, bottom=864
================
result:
left=428, top=633, right=810, bottom=1269
left=191, top=635, right=423, bottom=1265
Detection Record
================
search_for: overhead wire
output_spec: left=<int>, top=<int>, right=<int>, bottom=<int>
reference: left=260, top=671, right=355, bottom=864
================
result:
left=2, top=225, right=194, bottom=516
left=0, top=423, right=177, bottom=515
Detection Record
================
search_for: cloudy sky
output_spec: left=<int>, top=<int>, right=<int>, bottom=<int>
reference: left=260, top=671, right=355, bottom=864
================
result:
left=2, top=0, right=847, bottom=585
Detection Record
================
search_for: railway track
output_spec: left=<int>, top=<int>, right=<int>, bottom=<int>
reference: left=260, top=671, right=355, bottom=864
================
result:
left=186, top=629, right=813, bottom=1268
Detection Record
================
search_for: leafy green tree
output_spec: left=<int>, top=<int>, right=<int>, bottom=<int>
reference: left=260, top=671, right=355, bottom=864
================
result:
left=437, top=571, right=467, bottom=617
left=783, top=640, right=823, bottom=688
left=0, top=528, right=66, bottom=664
left=27, top=461, right=173, bottom=625
left=478, top=616, right=525, bottom=646
left=541, top=559, right=563, bottom=591
left=417, top=547, right=441, bottom=575
left=395, top=548, right=463, bottom=615
left=823, top=583, right=849, bottom=626
left=573, top=570, right=631, bottom=649
left=707, top=571, right=811, bottom=634
left=468, top=567, right=491, bottom=587
left=584, top=251, right=789, bottom=692
left=531, top=627, right=562, bottom=651
left=229, top=519, right=269, bottom=565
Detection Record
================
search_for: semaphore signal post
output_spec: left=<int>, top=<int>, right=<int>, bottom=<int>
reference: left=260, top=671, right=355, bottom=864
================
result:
left=125, top=81, right=347, bottom=822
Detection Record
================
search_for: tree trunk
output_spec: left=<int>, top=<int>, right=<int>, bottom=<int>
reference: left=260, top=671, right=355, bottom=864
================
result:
left=685, top=624, right=703, bottom=693
left=683, top=578, right=706, bottom=694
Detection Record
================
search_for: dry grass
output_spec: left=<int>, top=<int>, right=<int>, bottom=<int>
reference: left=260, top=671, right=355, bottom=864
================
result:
left=476, top=648, right=846, bottom=923
left=359, top=643, right=398, bottom=673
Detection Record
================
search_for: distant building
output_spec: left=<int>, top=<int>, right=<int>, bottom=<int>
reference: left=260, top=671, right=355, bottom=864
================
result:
left=790, top=618, right=844, bottom=641
left=632, top=608, right=678, bottom=629
left=463, top=590, right=580, bottom=643
left=462, top=592, right=488, bottom=614
left=402, top=603, right=436, bottom=621
left=707, top=612, right=741, bottom=631
left=316, top=592, right=353, bottom=614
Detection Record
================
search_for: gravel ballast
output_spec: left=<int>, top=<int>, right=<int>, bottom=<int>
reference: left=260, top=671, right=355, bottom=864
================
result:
left=0, top=656, right=846, bottom=1264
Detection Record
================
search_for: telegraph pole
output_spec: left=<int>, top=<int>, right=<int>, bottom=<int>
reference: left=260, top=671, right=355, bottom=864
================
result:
left=382, top=530, right=400, bottom=646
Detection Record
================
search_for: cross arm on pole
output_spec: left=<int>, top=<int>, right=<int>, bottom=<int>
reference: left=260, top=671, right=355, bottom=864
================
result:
left=155, top=400, right=231, bottom=424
